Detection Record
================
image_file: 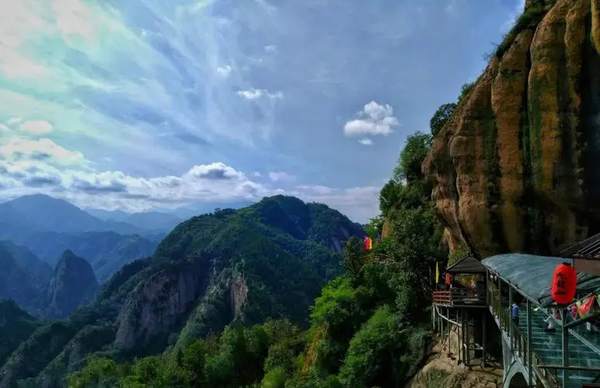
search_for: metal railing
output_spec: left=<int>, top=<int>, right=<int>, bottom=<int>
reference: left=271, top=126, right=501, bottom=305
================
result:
left=432, top=288, right=486, bottom=306
left=488, top=280, right=561, bottom=387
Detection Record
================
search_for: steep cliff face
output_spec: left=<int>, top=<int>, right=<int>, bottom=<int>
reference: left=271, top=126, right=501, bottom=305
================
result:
left=424, top=0, right=600, bottom=257
left=114, top=260, right=210, bottom=353
left=45, top=251, right=99, bottom=319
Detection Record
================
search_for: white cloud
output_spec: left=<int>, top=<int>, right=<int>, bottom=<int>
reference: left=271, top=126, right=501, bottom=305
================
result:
left=19, top=120, right=53, bottom=135
left=184, top=162, right=244, bottom=180
left=344, top=101, right=399, bottom=137
left=0, top=148, right=380, bottom=222
left=268, top=171, right=295, bottom=182
left=358, top=138, right=373, bottom=146
left=237, top=88, right=284, bottom=100
left=264, top=45, right=277, bottom=53
left=251, top=171, right=262, bottom=177
left=0, top=124, right=8, bottom=132
left=0, top=137, right=86, bottom=166
left=216, top=65, right=232, bottom=78
left=7, top=117, right=22, bottom=125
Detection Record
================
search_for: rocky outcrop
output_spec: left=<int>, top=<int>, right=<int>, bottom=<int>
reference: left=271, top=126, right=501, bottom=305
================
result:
left=45, top=251, right=99, bottom=319
left=114, top=260, right=210, bottom=352
left=230, top=275, right=249, bottom=319
left=424, top=0, right=600, bottom=257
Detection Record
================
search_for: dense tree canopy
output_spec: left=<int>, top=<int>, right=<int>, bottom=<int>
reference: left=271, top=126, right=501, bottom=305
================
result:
left=67, top=127, right=444, bottom=387
left=430, top=103, right=456, bottom=136
left=393, top=131, right=432, bottom=183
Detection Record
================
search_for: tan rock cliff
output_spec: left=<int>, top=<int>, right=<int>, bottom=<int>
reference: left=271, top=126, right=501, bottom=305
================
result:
left=424, top=0, right=600, bottom=257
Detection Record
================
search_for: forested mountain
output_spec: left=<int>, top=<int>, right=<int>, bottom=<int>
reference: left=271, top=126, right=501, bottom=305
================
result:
left=0, top=196, right=363, bottom=387
left=62, top=128, right=441, bottom=387
left=0, top=245, right=101, bottom=319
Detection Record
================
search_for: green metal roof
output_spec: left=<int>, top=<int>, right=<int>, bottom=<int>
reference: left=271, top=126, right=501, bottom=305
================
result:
left=482, top=253, right=600, bottom=307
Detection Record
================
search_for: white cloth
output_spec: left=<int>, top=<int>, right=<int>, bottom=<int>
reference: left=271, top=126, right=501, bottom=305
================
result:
left=544, top=316, right=556, bottom=330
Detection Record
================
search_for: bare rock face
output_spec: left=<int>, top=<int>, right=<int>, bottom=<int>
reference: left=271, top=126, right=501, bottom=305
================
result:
left=230, top=275, right=248, bottom=320
left=424, top=0, right=600, bottom=258
left=114, top=262, right=208, bottom=351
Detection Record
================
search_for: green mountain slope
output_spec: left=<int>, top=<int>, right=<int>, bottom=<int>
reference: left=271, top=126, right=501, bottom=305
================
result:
left=0, top=196, right=364, bottom=387
left=0, top=300, right=42, bottom=368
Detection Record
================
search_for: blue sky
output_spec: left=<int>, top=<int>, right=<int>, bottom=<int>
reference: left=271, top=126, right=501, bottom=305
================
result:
left=0, top=0, right=524, bottom=222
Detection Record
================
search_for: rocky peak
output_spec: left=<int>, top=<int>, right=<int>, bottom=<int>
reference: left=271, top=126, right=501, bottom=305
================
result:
left=45, top=250, right=99, bottom=319
left=424, top=0, right=600, bottom=257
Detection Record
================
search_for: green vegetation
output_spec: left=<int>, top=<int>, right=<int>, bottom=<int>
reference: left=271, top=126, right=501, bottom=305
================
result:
left=66, top=130, right=443, bottom=387
left=0, top=300, right=42, bottom=366
left=430, top=103, right=456, bottom=136
left=495, top=5, right=551, bottom=59
left=1, top=197, right=365, bottom=387
left=429, top=81, right=476, bottom=139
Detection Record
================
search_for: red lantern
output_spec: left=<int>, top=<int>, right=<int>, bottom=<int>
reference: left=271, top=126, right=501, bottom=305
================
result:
left=445, top=273, right=453, bottom=286
left=551, top=263, right=577, bottom=305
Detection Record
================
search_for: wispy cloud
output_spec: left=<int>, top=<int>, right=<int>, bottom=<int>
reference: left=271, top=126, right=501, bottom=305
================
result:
left=216, top=65, right=232, bottom=78
left=19, top=120, right=53, bottom=135
left=237, top=88, right=284, bottom=100
left=268, top=171, right=295, bottom=182
left=358, top=138, right=373, bottom=146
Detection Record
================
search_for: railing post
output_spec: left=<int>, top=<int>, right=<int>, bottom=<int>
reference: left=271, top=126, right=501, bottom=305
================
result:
left=527, top=299, right=532, bottom=382
left=465, top=311, right=470, bottom=368
left=508, top=284, right=513, bottom=350
left=482, top=310, right=487, bottom=367
left=447, top=307, right=451, bottom=356
left=562, top=308, right=569, bottom=388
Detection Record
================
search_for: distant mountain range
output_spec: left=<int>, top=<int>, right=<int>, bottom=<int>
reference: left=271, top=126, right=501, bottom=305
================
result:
left=0, top=195, right=365, bottom=387
left=0, top=194, right=256, bottom=283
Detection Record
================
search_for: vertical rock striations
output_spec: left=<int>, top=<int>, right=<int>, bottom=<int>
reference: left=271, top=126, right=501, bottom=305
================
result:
left=424, top=0, right=600, bottom=257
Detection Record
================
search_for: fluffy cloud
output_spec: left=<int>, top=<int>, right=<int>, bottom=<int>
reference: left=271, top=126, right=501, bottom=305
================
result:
left=268, top=171, right=295, bottom=182
left=19, top=120, right=53, bottom=135
left=344, top=101, right=399, bottom=137
left=0, top=138, right=379, bottom=222
left=264, top=45, right=277, bottom=53
left=358, top=138, right=373, bottom=146
left=185, top=162, right=244, bottom=180
left=237, top=88, right=284, bottom=100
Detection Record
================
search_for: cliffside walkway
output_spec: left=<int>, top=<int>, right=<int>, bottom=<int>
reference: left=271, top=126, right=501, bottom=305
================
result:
left=434, top=253, right=600, bottom=388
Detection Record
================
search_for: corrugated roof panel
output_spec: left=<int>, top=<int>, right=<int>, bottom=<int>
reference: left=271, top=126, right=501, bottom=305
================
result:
left=482, top=254, right=600, bottom=306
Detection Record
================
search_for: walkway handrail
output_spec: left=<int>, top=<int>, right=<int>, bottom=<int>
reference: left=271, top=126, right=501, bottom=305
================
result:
left=488, top=280, right=561, bottom=388
left=433, top=288, right=486, bottom=306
